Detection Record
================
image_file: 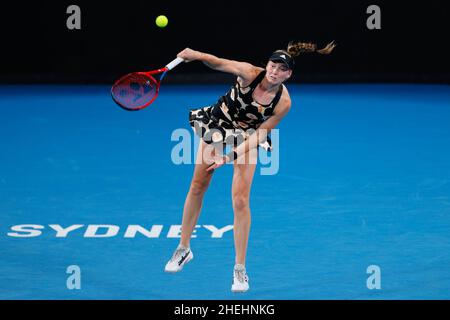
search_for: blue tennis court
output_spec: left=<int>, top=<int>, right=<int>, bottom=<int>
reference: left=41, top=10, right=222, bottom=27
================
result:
left=1, top=84, right=450, bottom=299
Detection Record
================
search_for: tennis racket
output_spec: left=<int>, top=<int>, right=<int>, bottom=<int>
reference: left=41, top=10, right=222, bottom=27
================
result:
left=111, top=57, right=184, bottom=111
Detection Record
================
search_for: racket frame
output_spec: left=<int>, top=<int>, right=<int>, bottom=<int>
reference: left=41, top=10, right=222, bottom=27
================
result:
left=111, top=57, right=184, bottom=111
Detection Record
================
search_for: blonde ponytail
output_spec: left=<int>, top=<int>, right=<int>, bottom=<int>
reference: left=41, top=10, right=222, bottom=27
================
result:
left=287, top=40, right=336, bottom=57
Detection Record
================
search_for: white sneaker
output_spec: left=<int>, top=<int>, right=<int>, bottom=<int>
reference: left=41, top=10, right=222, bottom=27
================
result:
left=231, top=264, right=249, bottom=292
left=164, top=245, right=193, bottom=273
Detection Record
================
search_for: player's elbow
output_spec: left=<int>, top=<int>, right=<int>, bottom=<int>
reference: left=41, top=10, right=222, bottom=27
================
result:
left=213, top=59, right=239, bottom=75
left=202, top=54, right=225, bottom=70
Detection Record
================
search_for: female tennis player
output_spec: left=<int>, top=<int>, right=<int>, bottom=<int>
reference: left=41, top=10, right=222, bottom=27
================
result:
left=165, top=41, right=336, bottom=292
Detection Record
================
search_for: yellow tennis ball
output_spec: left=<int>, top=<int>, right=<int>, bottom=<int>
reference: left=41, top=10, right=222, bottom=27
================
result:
left=155, top=15, right=168, bottom=28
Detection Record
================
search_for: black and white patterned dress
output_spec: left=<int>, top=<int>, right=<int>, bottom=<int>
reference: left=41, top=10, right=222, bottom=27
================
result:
left=189, top=70, right=283, bottom=152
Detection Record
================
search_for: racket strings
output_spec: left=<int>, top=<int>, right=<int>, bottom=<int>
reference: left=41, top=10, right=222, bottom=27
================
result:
left=112, top=73, right=158, bottom=110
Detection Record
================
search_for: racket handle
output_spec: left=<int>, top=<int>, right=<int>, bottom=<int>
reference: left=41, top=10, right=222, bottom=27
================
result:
left=166, top=57, right=184, bottom=70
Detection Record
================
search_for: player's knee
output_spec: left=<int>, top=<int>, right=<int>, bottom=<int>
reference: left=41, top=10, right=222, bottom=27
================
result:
left=232, top=195, right=250, bottom=213
left=190, top=180, right=210, bottom=196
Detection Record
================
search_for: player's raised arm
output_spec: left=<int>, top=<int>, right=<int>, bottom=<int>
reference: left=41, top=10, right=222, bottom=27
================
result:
left=177, top=48, right=257, bottom=83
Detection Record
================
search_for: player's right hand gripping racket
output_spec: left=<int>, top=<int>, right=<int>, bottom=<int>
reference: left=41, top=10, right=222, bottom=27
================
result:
left=111, top=57, right=184, bottom=111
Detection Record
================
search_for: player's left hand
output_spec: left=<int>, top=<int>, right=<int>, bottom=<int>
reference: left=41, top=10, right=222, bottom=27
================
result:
left=206, top=155, right=230, bottom=172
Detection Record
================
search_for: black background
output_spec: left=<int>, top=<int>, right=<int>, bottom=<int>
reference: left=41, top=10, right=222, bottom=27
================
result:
left=1, top=0, right=449, bottom=83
